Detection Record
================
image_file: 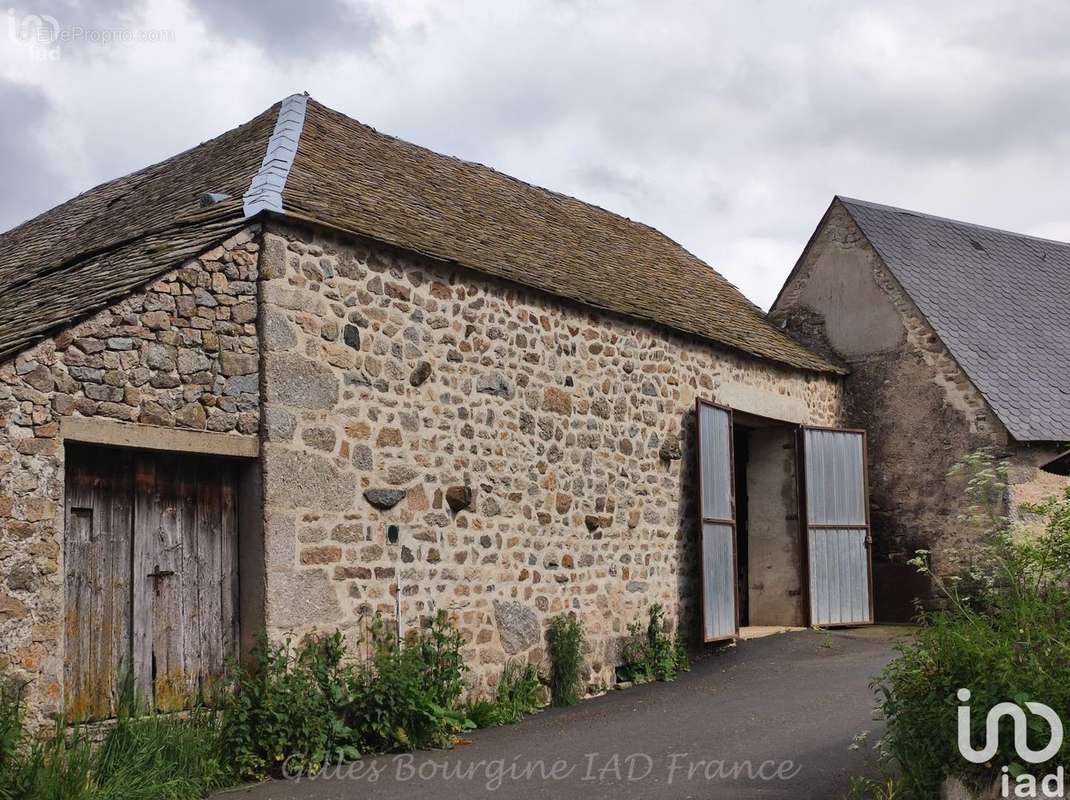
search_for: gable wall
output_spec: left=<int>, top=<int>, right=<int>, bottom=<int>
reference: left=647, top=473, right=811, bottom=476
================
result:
left=257, top=221, right=843, bottom=695
left=0, top=228, right=261, bottom=722
left=773, top=203, right=1064, bottom=616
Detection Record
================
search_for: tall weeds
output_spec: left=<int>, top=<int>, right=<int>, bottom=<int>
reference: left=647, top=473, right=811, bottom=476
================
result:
left=219, top=610, right=473, bottom=780
left=617, top=603, right=690, bottom=684
left=547, top=614, right=585, bottom=707
left=872, top=451, right=1070, bottom=798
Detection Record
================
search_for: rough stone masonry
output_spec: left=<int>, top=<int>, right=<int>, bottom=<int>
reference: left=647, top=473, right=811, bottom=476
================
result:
left=0, top=219, right=843, bottom=722
left=257, top=221, right=843, bottom=695
left=0, top=228, right=261, bottom=720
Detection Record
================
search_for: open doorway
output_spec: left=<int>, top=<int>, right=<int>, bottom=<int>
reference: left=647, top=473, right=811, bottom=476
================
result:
left=731, top=413, right=807, bottom=629
left=696, top=400, right=874, bottom=641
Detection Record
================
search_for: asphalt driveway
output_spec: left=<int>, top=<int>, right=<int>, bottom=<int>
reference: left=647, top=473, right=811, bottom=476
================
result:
left=215, top=627, right=906, bottom=800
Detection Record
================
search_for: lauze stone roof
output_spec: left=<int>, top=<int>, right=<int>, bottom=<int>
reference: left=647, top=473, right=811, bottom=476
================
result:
left=0, top=94, right=839, bottom=374
left=839, top=197, right=1070, bottom=442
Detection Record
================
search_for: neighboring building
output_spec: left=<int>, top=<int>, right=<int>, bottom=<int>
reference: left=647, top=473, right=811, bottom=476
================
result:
left=773, top=197, right=1070, bottom=620
left=0, top=96, right=872, bottom=724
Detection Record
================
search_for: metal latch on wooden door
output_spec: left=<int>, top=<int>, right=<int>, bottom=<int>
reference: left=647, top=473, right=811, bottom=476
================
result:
left=147, top=565, right=175, bottom=594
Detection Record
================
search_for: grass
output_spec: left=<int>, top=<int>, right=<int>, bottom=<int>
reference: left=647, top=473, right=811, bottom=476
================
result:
left=0, top=680, right=229, bottom=800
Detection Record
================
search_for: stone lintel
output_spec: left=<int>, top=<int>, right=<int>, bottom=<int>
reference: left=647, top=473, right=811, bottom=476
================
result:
left=717, top=381, right=808, bottom=424
left=60, top=416, right=259, bottom=459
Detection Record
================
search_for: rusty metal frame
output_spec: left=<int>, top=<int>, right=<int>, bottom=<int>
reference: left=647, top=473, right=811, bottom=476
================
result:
left=798, top=425, right=875, bottom=628
left=695, top=398, right=739, bottom=643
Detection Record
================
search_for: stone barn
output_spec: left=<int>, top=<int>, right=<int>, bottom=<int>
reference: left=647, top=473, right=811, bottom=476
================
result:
left=0, top=95, right=870, bottom=724
left=773, top=197, right=1070, bottom=620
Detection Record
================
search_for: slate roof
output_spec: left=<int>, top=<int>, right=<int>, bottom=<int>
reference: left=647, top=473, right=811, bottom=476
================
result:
left=0, top=105, right=278, bottom=361
left=838, top=197, right=1070, bottom=442
left=0, top=94, right=840, bottom=375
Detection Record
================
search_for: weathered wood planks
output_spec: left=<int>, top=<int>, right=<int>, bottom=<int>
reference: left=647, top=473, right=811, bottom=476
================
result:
left=64, top=444, right=239, bottom=721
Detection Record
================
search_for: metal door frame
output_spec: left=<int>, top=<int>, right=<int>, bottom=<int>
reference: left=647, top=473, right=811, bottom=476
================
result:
left=695, top=398, right=739, bottom=642
left=797, top=425, right=875, bottom=627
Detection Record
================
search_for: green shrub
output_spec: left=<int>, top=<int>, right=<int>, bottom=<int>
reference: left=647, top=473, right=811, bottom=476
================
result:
left=873, top=451, right=1070, bottom=799
left=547, top=614, right=585, bottom=707
left=461, top=660, right=542, bottom=728
left=219, top=631, right=356, bottom=780
left=617, top=603, right=690, bottom=684
left=220, top=612, right=471, bottom=778
left=346, top=612, right=471, bottom=753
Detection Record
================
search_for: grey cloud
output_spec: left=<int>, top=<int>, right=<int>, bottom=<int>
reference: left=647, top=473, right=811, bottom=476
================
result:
left=6, top=0, right=142, bottom=59
left=186, top=0, right=382, bottom=57
left=572, top=164, right=660, bottom=205
left=0, top=81, right=69, bottom=232
left=5, top=0, right=1070, bottom=311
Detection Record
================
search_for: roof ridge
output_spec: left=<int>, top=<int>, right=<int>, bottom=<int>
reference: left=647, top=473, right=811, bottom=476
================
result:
left=837, top=195, right=1070, bottom=249
left=243, top=93, right=309, bottom=217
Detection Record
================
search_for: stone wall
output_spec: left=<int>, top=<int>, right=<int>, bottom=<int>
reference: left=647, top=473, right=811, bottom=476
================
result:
left=772, top=202, right=1066, bottom=616
left=258, top=221, right=843, bottom=693
left=0, top=228, right=260, bottom=720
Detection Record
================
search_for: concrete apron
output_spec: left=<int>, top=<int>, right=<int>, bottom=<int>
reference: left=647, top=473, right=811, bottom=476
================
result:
left=738, top=626, right=805, bottom=640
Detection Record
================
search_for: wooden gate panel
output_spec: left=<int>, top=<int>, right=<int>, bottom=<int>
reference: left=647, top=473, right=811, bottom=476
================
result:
left=64, top=446, right=134, bottom=722
left=134, top=453, right=184, bottom=710
left=131, top=451, right=236, bottom=710
left=220, top=477, right=239, bottom=662
left=191, top=458, right=225, bottom=700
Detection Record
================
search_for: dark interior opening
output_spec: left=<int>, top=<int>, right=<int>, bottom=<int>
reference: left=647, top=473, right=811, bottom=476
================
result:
left=731, top=414, right=808, bottom=628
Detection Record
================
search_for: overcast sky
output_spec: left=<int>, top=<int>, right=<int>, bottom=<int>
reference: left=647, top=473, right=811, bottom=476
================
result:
left=3, top=0, right=1070, bottom=308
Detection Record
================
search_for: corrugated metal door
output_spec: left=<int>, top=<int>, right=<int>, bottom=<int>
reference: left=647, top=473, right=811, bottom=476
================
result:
left=696, top=400, right=737, bottom=642
left=801, top=428, right=873, bottom=626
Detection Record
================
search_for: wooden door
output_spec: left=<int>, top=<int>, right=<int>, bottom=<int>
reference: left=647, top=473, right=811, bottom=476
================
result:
left=132, top=451, right=239, bottom=710
left=695, top=400, right=738, bottom=642
left=64, top=444, right=239, bottom=721
left=64, top=446, right=134, bottom=721
left=800, top=427, right=874, bottom=626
